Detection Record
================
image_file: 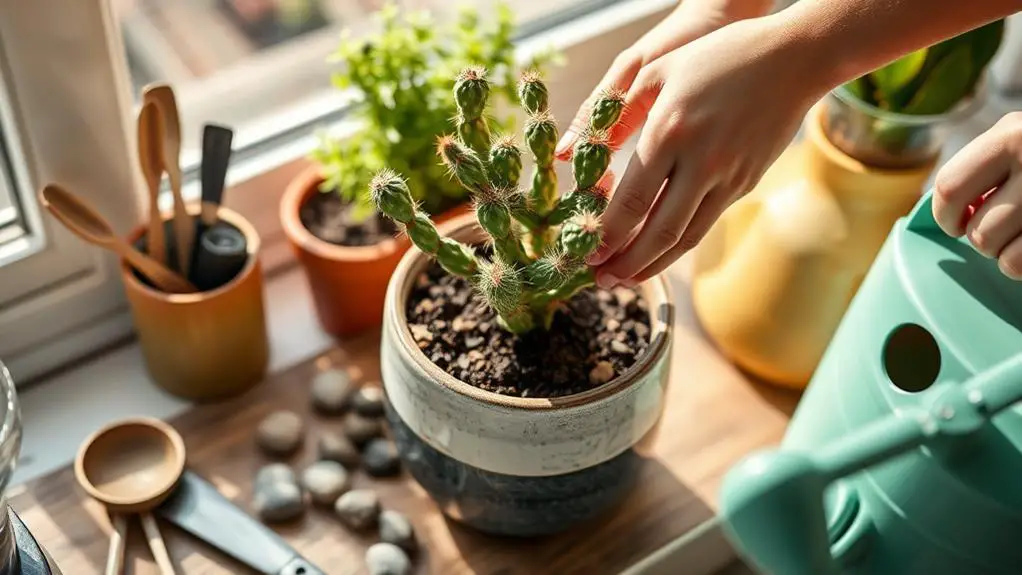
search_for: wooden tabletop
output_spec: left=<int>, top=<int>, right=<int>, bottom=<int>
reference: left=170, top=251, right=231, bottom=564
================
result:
left=8, top=263, right=800, bottom=574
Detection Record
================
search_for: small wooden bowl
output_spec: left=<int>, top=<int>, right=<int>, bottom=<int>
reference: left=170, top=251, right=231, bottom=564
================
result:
left=121, top=205, right=269, bottom=401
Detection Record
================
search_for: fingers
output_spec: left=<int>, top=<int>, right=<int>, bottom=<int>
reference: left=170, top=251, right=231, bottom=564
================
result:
left=586, top=111, right=674, bottom=268
left=965, top=175, right=1022, bottom=258
left=933, top=127, right=1014, bottom=237
left=555, top=51, right=643, bottom=160
left=595, top=164, right=708, bottom=287
left=998, top=233, right=1022, bottom=280
left=608, top=64, right=664, bottom=151
left=632, top=184, right=734, bottom=282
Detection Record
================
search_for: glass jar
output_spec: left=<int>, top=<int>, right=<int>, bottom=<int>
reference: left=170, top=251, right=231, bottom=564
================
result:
left=0, top=362, right=23, bottom=574
left=822, top=83, right=983, bottom=169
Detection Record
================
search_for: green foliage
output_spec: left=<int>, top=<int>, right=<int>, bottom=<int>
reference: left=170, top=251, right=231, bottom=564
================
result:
left=844, top=20, right=1004, bottom=115
left=311, top=3, right=560, bottom=221
left=370, top=69, right=623, bottom=334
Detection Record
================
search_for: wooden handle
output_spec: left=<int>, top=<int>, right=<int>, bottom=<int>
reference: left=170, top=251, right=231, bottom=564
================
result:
left=147, top=191, right=167, bottom=265
left=169, top=174, right=194, bottom=278
left=141, top=512, right=177, bottom=575
left=116, top=239, right=198, bottom=294
left=104, top=514, right=128, bottom=575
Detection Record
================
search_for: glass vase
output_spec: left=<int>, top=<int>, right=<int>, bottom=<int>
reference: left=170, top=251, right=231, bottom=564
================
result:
left=0, top=362, right=22, bottom=574
left=821, top=83, right=983, bottom=170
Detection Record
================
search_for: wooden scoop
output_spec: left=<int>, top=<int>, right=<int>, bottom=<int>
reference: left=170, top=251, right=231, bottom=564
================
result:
left=75, top=417, right=187, bottom=575
left=39, top=183, right=197, bottom=294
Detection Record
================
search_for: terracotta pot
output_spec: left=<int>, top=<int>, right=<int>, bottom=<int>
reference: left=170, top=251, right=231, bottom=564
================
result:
left=121, top=206, right=269, bottom=401
left=380, top=213, right=676, bottom=536
left=281, top=165, right=467, bottom=338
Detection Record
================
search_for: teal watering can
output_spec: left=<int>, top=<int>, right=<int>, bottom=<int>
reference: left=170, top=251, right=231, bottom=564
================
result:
left=719, top=189, right=1022, bottom=575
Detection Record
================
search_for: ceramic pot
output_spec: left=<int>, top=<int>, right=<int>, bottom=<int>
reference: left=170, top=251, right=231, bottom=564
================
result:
left=691, top=96, right=956, bottom=390
left=122, top=206, right=269, bottom=401
left=281, top=166, right=467, bottom=338
left=379, top=214, right=675, bottom=537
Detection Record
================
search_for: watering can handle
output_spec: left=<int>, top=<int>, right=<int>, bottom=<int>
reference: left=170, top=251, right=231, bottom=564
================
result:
left=719, top=353, right=1022, bottom=575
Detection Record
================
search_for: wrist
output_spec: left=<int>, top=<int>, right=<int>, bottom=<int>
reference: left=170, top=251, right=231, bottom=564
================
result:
left=753, top=11, right=845, bottom=105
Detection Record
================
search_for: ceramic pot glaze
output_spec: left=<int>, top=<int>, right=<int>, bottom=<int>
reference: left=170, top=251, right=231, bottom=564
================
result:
left=380, top=215, right=675, bottom=537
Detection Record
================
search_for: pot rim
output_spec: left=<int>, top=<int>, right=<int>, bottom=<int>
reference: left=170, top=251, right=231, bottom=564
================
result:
left=280, top=164, right=405, bottom=263
left=385, top=212, right=675, bottom=411
left=120, top=205, right=261, bottom=304
left=829, top=73, right=987, bottom=126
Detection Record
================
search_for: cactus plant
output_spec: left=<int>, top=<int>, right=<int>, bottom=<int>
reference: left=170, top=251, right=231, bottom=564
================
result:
left=371, top=68, right=625, bottom=334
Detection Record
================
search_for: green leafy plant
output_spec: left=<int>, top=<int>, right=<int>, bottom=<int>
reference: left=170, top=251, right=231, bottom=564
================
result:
left=312, top=3, right=559, bottom=221
left=371, top=68, right=623, bottom=334
left=844, top=20, right=1004, bottom=115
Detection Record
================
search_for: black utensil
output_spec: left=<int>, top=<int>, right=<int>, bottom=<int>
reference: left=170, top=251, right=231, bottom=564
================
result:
left=156, top=471, right=325, bottom=575
left=198, top=123, right=234, bottom=231
left=191, top=222, right=248, bottom=291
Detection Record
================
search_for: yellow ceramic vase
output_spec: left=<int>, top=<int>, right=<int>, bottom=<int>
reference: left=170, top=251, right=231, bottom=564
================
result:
left=691, top=98, right=940, bottom=390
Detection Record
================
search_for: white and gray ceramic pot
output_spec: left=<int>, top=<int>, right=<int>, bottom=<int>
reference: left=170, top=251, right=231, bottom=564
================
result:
left=380, top=214, right=675, bottom=537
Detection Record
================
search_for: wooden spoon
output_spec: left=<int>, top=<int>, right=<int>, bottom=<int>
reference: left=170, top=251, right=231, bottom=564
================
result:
left=137, top=100, right=167, bottom=265
left=143, top=84, right=194, bottom=279
left=39, top=184, right=197, bottom=294
left=75, top=417, right=187, bottom=575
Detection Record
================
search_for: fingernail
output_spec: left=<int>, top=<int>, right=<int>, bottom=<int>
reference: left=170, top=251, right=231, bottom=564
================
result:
left=597, top=273, right=619, bottom=290
left=555, top=130, right=575, bottom=156
left=587, top=249, right=609, bottom=266
left=620, top=278, right=637, bottom=288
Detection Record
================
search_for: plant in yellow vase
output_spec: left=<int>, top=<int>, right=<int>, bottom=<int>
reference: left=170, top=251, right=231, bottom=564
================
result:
left=691, top=20, right=1005, bottom=390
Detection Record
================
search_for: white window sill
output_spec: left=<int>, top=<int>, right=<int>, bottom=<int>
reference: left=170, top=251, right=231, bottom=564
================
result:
left=10, top=264, right=335, bottom=487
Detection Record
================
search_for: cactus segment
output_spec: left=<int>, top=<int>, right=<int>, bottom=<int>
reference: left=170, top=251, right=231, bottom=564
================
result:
left=489, top=135, right=523, bottom=189
left=476, top=258, right=523, bottom=316
left=369, top=169, right=416, bottom=224
left=437, top=135, right=489, bottom=193
left=437, top=237, right=479, bottom=278
left=404, top=211, right=440, bottom=254
left=572, top=129, right=612, bottom=189
left=518, top=70, right=549, bottom=115
left=524, top=112, right=558, bottom=166
left=560, top=210, right=603, bottom=258
left=589, top=88, right=626, bottom=131
left=475, top=198, right=512, bottom=238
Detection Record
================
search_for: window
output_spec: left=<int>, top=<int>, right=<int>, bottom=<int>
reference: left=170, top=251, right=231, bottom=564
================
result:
left=113, top=0, right=636, bottom=166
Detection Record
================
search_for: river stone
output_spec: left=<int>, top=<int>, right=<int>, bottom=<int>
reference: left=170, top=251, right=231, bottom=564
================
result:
left=343, top=413, right=383, bottom=447
left=255, top=463, right=297, bottom=487
left=317, top=431, right=360, bottom=468
left=252, top=480, right=305, bottom=523
left=300, top=460, right=351, bottom=506
left=365, top=542, right=411, bottom=575
left=255, top=410, right=305, bottom=456
left=311, top=368, right=355, bottom=414
left=334, top=489, right=380, bottom=530
left=362, top=438, right=401, bottom=477
left=378, top=510, right=417, bottom=553
left=351, top=386, right=386, bottom=417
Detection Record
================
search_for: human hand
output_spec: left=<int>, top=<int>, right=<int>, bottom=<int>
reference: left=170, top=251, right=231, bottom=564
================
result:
left=555, top=0, right=771, bottom=159
left=578, top=16, right=826, bottom=288
left=933, top=112, right=1022, bottom=280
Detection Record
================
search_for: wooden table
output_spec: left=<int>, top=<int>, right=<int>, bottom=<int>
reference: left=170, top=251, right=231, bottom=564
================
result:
left=8, top=265, right=800, bottom=574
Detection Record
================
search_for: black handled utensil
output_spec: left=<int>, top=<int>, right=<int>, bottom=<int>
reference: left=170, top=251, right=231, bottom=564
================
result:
left=199, top=123, right=234, bottom=229
left=156, top=471, right=325, bottom=575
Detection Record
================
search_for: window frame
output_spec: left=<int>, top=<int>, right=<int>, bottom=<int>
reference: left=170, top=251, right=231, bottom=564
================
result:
left=0, top=0, right=144, bottom=384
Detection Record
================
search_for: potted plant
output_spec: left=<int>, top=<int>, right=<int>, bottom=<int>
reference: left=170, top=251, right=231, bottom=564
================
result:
left=691, top=20, right=1006, bottom=390
left=375, top=69, right=675, bottom=536
left=281, top=3, right=557, bottom=337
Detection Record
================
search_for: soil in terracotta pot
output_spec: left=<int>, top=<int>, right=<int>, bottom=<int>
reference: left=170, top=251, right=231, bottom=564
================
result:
left=300, top=191, right=398, bottom=247
left=406, top=260, right=653, bottom=398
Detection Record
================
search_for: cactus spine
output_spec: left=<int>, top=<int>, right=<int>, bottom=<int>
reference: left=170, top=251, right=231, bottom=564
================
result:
left=370, top=68, right=625, bottom=334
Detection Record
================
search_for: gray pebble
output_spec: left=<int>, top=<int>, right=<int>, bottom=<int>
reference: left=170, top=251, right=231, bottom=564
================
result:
left=334, top=489, right=380, bottom=530
left=317, top=431, right=360, bottom=468
left=310, top=368, right=354, bottom=414
left=351, top=386, right=386, bottom=417
left=255, top=463, right=297, bottom=487
left=300, top=460, right=351, bottom=506
left=365, top=542, right=411, bottom=575
left=252, top=481, right=305, bottom=523
left=256, top=410, right=305, bottom=456
left=363, top=438, right=401, bottom=477
left=378, top=510, right=417, bottom=553
left=343, top=413, right=383, bottom=447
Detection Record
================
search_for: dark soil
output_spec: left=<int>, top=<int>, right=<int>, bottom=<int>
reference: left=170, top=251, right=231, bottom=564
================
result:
left=300, top=191, right=397, bottom=247
left=406, top=260, right=653, bottom=398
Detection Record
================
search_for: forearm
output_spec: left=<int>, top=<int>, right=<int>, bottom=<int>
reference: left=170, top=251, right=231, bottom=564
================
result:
left=769, top=0, right=1020, bottom=97
left=679, top=0, right=774, bottom=26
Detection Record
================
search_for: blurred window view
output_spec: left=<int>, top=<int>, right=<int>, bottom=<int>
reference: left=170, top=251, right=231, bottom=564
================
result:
left=0, top=126, right=24, bottom=248
left=112, top=0, right=595, bottom=159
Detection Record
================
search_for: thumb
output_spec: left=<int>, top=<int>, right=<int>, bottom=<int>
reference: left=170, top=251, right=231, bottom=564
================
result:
left=555, top=51, right=643, bottom=160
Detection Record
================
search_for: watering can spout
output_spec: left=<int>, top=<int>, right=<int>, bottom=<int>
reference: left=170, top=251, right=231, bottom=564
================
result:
left=720, top=353, right=1022, bottom=574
